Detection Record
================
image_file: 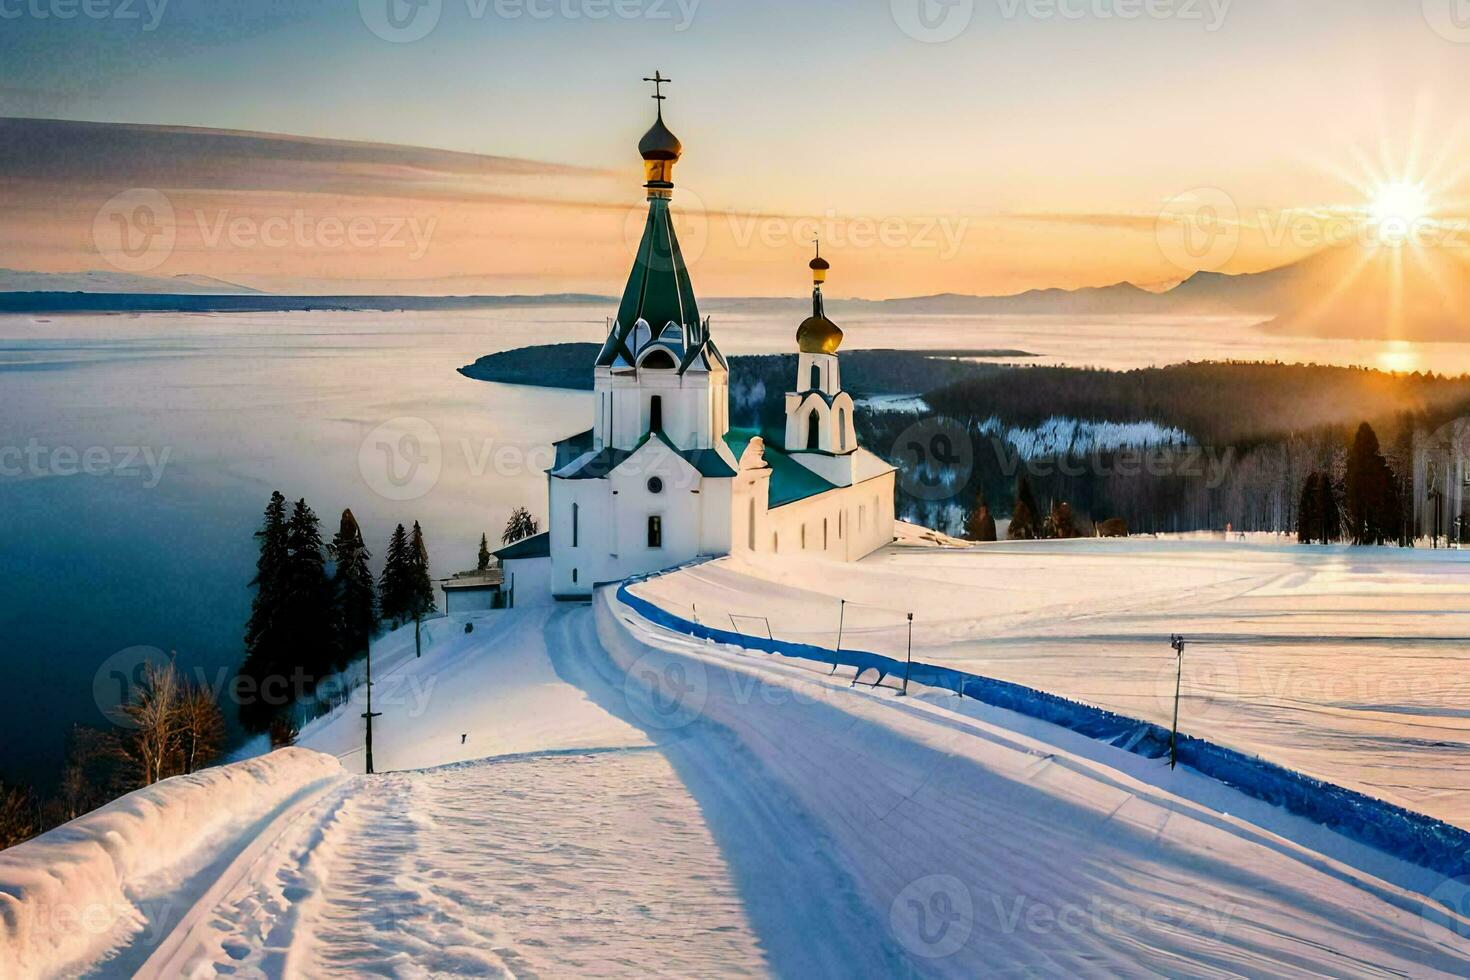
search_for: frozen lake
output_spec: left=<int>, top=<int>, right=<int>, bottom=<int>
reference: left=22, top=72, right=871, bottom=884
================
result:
left=6, top=304, right=1470, bottom=788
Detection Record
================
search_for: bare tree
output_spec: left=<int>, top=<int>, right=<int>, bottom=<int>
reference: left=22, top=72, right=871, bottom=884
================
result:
left=177, top=683, right=226, bottom=775
left=124, top=660, right=183, bottom=785
left=0, top=783, right=38, bottom=850
left=58, top=726, right=134, bottom=820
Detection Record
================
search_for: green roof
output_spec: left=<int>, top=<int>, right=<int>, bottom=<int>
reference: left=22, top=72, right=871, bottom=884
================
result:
left=493, top=531, right=550, bottom=560
left=724, top=428, right=837, bottom=508
left=597, top=196, right=701, bottom=367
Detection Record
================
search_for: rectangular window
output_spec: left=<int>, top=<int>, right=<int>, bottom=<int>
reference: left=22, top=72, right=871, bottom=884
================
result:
left=824, top=518, right=828, bottom=550
left=572, top=502, right=579, bottom=548
left=647, top=515, right=663, bottom=549
left=801, top=524, right=807, bottom=549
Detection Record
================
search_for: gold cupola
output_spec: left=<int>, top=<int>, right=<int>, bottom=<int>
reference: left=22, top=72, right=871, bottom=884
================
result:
left=797, top=245, right=843, bottom=354
left=639, top=71, right=681, bottom=196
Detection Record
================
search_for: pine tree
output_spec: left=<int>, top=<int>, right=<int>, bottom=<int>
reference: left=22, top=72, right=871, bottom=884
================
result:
left=1008, top=476, right=1040, bottom=540
left=1296, top=471, right=1321, bottom=543
left=328, top=508, right=378, bottom=670
left=477, top=532, right=492, bottom=571
left=502, top=507, right=540, bottom=545
left=1318, top=471, right=1343, bottom=543
left=1345, top=423, right=1395, bottom=545
left=409, top=520, right=437, bottom=618
left=238, top=492, right=290, bottom=732
left=379, top=523, right=412, bottom=626
left=279, top=499, right=335, bottom=699
left=964, top=491, right=997, bottom=542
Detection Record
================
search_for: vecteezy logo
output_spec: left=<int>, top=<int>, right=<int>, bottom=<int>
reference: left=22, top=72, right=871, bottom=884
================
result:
left=623, top=652, right=707, bottom=731
left=894, top=417, right=974, bottom=502
left=93, top=646, right=172, bottom=728
left=359, top=0, right=442, bottom=42
left=623, top=184, right=710, bottom=270
left=1152, top=643, right=1239, bottom=727
left=92, top=189, right=176, bottom=273
left=358, top=417, right=442, bottom=501
left=1423, top=0, right=1470, bottom=43
left=1155, top=187, right=1240, bottom=274
left=891, top=0, right=974, bottom=42
left=890, top=874, right=973, bottom=958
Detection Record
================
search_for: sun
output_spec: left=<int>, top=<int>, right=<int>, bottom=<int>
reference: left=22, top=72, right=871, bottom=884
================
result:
left=1367, top=179, right=1431, bottom=245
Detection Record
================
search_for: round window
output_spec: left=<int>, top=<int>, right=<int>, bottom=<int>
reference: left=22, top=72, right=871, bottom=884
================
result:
left=647, top=477, right=664, bottom=494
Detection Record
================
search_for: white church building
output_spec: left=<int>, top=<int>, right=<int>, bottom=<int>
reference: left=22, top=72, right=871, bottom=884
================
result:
left=528, top=83, right=895, bottom=599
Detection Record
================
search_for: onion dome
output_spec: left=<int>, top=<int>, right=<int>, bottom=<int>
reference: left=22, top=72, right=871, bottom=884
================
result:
left=797, top=311, right=843, bottom=354
left=639, top=71, right=681, bottom=189
left=797, top=250, right=843, bottom=354
left=639, top=113, right=683, bottom=164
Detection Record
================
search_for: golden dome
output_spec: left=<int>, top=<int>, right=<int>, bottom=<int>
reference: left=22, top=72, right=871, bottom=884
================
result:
left=797, top=313, right=843, bottom=354
left=797, top=249, right=840, bottom=352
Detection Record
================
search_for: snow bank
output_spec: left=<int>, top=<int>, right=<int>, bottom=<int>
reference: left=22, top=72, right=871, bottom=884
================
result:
left=618, top=573, right=1470, bottom=880
left=0, top=748, right=342, bottom=978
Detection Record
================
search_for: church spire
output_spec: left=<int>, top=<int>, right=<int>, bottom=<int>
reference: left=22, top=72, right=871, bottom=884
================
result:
left=797, top=241, right=843, bottom=354
left=595, top=76, right=706, bottom=371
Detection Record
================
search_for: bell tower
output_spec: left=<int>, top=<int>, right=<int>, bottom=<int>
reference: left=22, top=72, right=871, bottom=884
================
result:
left=785, top=245, right=857, bottom=462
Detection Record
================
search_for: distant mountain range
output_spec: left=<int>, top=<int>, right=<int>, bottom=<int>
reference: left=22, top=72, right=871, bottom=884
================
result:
left=5, top=246, right=1462, bottom=340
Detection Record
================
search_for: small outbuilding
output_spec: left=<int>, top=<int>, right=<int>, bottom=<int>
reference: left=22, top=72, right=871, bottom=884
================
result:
left=439, top=567, right=505, bottom=614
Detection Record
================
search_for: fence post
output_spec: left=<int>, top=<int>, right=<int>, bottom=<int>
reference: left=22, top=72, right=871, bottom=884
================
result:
left=831, top=598, right=845, bottom=675
left=900, top=612, right=914, bottom=696
left=1169, top=634, right=1185, bottom=770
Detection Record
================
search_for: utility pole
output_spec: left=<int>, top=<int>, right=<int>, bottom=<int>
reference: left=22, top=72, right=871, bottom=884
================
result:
left=1168, top=634, right=1185, bottom=770
left=900, top=612, right=914, bottom=697
left=361, top=639, right=382, bottom=775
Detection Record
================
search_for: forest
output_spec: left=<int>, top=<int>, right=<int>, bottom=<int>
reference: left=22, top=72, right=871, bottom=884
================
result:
left=466, top=346, right=1470, bottom=539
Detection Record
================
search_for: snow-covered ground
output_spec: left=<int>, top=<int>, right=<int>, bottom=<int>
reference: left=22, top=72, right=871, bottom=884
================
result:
left=632, top=531, right=1470, bottom=830
left=6, top=533, right=1470, bottom=976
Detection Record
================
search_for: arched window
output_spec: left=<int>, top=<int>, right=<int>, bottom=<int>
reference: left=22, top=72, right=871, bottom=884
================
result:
left=807, top=411, right=821, bottom=450
left=640, top=348, right=676, bottom=370
left=649, top=395, right=663, bottom=433
left=810, top=363, right=821, bottom=391
left=747, top=498, right=755, bottom=550
left=801, top=524, right=807, bottom=549
left=572, top=503, right=579, bottom=547
left=647, top=515, right=663, bottom=548
left=823, top=518, right=828, bottom=549
left=838, top=408, right=847, bottom=451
